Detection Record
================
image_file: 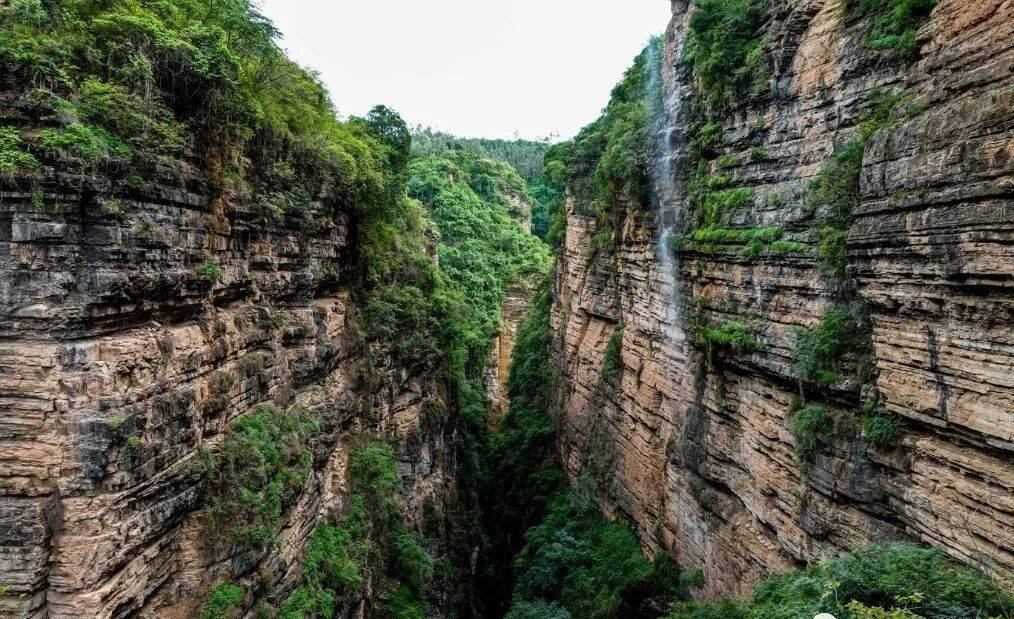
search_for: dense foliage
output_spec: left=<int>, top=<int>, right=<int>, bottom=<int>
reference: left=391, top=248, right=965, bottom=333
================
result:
left=484, top=277, right=692, bottom=618
left=685, top=0, right=769, bottom=111
left=404, top=148, right=551, bottom=393
left=204, top=405, right=321, bottom=554
left=510, top=488, right=693, bottom=619
left=666, top=544, right=1013, bottom=619
left=411, top=129, right=551, bottom=183
left=483, top=278, right=564, bottom=612
left=843, top=0, right=938, bottom=58
left=544, top=37, right=662, bottom=253
left=0, top=0, right=400, bottom=221
left=273, top=438, right=434, bottom=619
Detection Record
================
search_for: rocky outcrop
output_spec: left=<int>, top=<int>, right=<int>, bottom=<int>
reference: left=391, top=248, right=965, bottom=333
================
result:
left=0, top=157, right=458, bottom=616
left=485, top=281, right=540, bottom=424
left=551, top=0, right=1013, bottom=597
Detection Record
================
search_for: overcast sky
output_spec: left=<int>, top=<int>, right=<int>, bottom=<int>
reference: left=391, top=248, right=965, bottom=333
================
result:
left=257, top=1, right=670, bottom=141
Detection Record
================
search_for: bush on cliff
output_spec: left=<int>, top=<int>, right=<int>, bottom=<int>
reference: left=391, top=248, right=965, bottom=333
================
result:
left=204, top=405, right=320, bottom=553
left=0, top=0, right=397, bottom=218
left=547, top=37, right=662, bottom=222
left=686, top=0, right=769, bottom=110
left=844, top=0, right=938, bottom=58
left=665, top=544, right=1013, bottom=619
left=279, top=438, right=434, bottom=618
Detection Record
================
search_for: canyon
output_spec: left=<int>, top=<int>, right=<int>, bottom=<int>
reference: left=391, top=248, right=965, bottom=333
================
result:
left=0, top=0, right=1012, bottom=617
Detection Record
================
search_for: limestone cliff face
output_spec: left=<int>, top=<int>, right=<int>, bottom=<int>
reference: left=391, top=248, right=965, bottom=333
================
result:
left=0, top=157, right=459, bottom=615
left=551, top=0, right=1013, bottom=597
left=485, top=281, right=540, bottom=424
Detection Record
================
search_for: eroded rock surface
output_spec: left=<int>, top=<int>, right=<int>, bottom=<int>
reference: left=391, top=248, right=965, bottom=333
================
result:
left=551, top=0, right=1013, bottom=596
left=0, top=159, right=457, bottom=616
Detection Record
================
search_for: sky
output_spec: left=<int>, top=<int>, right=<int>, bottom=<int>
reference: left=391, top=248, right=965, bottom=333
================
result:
left=256, top=0, right=671, bottom=141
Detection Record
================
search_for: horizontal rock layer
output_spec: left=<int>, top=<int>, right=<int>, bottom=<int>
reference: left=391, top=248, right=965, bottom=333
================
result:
left=0, top=161, right=456, bottom=616
left=551, top=0, right=1013, bottom=597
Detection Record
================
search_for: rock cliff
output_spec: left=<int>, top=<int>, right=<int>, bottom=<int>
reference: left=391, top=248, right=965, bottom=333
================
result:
left=551, top=0, right=1013, bottom=597
left=0, top=149, right=461, bottom=616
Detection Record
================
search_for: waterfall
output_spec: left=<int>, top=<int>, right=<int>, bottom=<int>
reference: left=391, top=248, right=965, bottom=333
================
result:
left=647, top=28, right=689, bottom=332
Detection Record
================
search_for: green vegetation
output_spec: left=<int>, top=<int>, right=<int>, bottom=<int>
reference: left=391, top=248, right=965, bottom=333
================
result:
left=602, top=325, right=625, bottom=382
left=791, top=302, right=871, bottom=388
left=0, top=0, right=405, bottom=225
left=196, top=260, right=222, bottom=281
left=487, top=278, right=695, bottom=618
left=275, top=438, right=434, bottom=619
left=411, top=129, right=550, bottom=182
left=685, top=224, right=808, bottom=257
left=0, top=126, right=39, bottom=174
left=861, top=415, right=904, bottom=447
left=545, top=37, right=662, bottom=251
left=204, top=405, right=320, bottom=553
left=510, top=489, right=691, bottom=619
left=844, top=0, right=938, bottom=58
left=808, top=89, right=917, bottom=278
left=484, top=277, right=565, bottom=612
left=665, top=544, right=1013, bottom=619
left=200, top=582, right=245, bottom=619
left=790, top=403, right=837, bottom=461
left=690, top=306, right=760, bottom=364
left=685, top=0, right=769, bottom=111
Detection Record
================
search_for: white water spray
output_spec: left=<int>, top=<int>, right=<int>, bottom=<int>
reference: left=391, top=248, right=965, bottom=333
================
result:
left=646, top=30, right=690, bottom=334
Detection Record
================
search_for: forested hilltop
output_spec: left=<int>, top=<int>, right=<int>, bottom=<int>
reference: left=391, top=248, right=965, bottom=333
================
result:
left=1, top=0, right=1012, bottom=618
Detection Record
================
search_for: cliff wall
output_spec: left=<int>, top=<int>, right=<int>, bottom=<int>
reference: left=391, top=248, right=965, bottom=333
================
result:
left=0, top=157, right=458, bottom=616
left=551, top=0, right=1012, bottom=597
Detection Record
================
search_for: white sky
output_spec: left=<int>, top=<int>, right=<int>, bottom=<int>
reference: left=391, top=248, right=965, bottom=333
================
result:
left=257, top=1, right=671, bottom=141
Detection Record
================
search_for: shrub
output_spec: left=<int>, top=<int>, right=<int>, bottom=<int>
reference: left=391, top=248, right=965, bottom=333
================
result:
left=39, top=123, right=131, bottom=168
left=382, top=586, right=425, bottom=619
left=0, top=126, right=39, bottom=174
left=685, top=0, right=769, bottom=110
left=790, top=404, right=836, bottom=461
left=861, top=416, right=904, bottom=447
left=511, top=491, right=649, bottom=617
left=602, top=325, right=625, bottom=382
left=844, top=0, right=938, bottom=58
left=205, top=405, right=320, bottom=553
left=691, top=311, right=760, bottom=362
left=791, top=303, right=870, bottom=388
left=200, top=582, right=245, bottom=619
left=196, top=260, right=222, bottom=281
left=666, top=544, right=1013, bottom=619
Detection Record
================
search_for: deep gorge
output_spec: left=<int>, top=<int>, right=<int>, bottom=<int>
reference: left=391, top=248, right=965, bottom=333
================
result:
left=0, top=0, right=1012, bottom=617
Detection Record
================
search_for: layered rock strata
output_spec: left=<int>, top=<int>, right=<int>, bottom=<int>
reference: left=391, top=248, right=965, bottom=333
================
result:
left=0, top=160, right=457, bottom=616
left=551, top=0, right=1013, bottom=597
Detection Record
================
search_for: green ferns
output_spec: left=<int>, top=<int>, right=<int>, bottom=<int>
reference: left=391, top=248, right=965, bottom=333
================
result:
left=665, top=543, right=1012, bottom=619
